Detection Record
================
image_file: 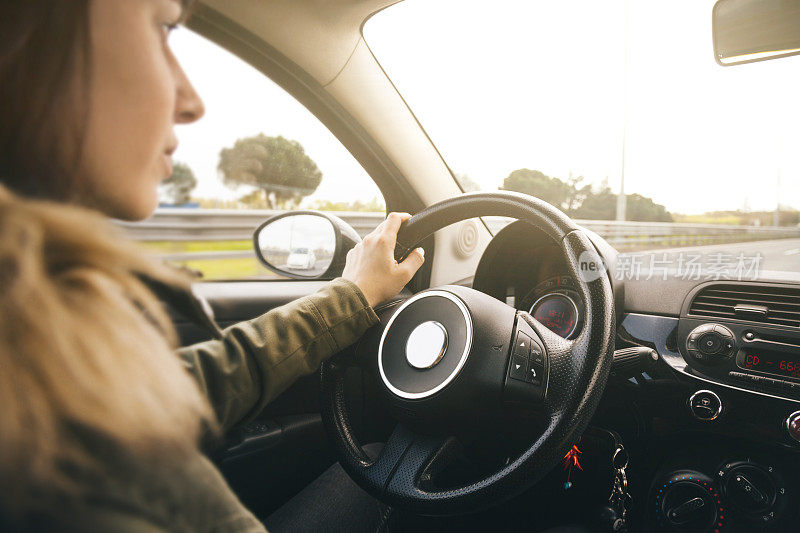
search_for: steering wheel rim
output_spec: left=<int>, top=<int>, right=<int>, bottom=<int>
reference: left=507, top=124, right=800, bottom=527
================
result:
left=320, top=191, right=615, bottom=516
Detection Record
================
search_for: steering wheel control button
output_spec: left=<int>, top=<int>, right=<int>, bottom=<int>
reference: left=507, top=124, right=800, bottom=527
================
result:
left=514, top=332, right=532, bottom=358
left=508, top=332, right=533, bottom=381
left=688, top=390, right=722, bottom=421
left=405, top=321, right=448, bottom=369
left=509, top=353, right=528, bottom=381
left=505, top=323, right=549, bottom=401
left=527, top=342, right=545, bottom=384
left=530, top=342, right=544, bottom=364
left=527, top=363, right=542, bottom=385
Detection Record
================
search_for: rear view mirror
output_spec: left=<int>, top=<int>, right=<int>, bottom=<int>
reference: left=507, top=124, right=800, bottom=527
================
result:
left=253, top=211, right=362, bottom=280
left=713, top=0, right=800, bottom=65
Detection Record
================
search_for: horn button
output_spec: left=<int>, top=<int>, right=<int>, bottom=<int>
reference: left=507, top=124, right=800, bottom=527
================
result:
left=378, top=291, right=472, bottom=400
left=405, top=321, right=448, bottom=369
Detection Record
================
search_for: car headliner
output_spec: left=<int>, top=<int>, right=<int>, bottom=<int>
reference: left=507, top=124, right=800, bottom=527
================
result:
left=202, top=0, right=400, bottom=86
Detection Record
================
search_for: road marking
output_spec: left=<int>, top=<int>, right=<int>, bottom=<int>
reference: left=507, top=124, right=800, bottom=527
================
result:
left=784, top=249, right=800, bottom=256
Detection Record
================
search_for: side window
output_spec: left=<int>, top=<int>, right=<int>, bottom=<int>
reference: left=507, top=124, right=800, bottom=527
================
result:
left=134, top=28, right=385, bottom=280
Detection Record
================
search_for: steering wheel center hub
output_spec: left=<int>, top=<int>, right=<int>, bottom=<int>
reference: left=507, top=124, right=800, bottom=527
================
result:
left=378, top=290, right=472, bottom=400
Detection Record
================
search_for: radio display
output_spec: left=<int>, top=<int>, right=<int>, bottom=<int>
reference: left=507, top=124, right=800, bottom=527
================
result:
left=740, top=349, right=800, bottom=380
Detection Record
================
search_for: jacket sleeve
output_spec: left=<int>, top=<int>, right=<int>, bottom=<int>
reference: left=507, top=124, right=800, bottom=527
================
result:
left=176, top=278, right=379, bottom=433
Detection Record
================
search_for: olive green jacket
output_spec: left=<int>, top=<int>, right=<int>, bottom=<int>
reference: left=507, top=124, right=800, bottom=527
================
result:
left=178, top=277, right=378, bottom=434
left=56, top=278, right=379, bottom=532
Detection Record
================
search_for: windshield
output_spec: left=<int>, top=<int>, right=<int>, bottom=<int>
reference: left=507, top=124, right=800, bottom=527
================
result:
left=364, top=0, right=800, bottom=276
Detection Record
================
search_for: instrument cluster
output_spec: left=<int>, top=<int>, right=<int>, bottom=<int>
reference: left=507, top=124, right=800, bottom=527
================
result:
left=519, top=275, right=584, bottom=340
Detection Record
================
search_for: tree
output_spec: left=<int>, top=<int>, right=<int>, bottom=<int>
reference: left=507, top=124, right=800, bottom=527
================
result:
left=571, top=186, right=673, bottom=222
left=570, top=185, right=616, bottom=219
left=500, top=169, right=572, bottom=209
left=500, top=167, right=672, bottom=221
left=217, top=134, right=322, bottom=209
left=309, top=197, right=386, bottom=212
left=160, top=162, right=197, bottom=205
left=237, top=190, right=272, bottom=209
left=626, top=193, right=673, bottom=222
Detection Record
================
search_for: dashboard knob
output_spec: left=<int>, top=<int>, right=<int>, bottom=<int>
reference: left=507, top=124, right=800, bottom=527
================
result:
left=785, top=410, right=800, bottom=443
left=686, top=323, right=736, bottom=364
left=717, top=460, right=787, bottom=525
left=653, top=470, right=725, bottom=532
left=688, top=390, right=722, bottom=421
left=725, top=466, right=773, bottom=512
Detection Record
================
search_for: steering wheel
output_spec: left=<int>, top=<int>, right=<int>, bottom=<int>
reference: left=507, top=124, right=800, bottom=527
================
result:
left=320, top=191, right=615, bottom=516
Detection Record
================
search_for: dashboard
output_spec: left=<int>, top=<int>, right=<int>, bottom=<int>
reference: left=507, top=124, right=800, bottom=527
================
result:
left=473, top=221, right=614, bottom=341
left=472, top=220, right=800, bottom=532
left=473, top=220, right=622, bottom=340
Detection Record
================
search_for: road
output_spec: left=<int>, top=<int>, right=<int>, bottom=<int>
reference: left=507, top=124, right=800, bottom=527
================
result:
left=639, top=238, right=800, bottom=271
left=274, top=260, right=330, bottom=277
left=629, top=238, right=800, bottom=280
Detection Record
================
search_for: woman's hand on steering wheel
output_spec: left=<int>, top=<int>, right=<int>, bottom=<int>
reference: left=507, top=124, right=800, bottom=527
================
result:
left=342, top=212, right=425, bottom=308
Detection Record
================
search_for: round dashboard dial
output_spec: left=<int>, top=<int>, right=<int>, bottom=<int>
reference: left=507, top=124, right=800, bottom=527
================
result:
left=529, top=293, right=579, bottom=338
left=519, top=276, right=583, bottom=339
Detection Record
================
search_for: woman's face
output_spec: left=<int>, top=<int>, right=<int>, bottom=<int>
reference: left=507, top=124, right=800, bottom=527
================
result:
left=78, top=0, right=204, bottom=221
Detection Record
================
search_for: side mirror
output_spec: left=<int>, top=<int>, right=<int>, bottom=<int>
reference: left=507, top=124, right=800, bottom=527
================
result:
left=253, top=211, right=362, bottom=280
left=713, top=0, right=800, bottom=66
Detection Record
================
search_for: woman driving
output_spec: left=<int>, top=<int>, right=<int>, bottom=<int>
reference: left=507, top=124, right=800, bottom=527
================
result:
left=0, top=0, right=424, bottom=530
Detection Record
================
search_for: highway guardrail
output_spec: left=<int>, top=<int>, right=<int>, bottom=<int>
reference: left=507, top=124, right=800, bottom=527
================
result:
left=117, top=209, right=800, bottom=262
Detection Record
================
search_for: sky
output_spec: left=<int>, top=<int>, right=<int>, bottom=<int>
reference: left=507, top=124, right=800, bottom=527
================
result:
left=169, top=29, right=381, bottom=206
left=170, top=0, right=800, bottom=215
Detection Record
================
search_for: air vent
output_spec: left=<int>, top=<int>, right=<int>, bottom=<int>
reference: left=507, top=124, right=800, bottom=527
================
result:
left=689, top=284, right=800, bottom=328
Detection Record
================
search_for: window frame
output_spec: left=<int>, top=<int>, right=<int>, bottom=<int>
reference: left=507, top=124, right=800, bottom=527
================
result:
left=182, top=4, right=435, bottom=287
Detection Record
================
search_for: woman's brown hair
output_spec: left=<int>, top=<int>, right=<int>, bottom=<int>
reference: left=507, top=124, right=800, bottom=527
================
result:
left=0, top=0, right=90, bottom=200
left=0, top=0, right=207, bottom=520
left=0, top=185, right=214, bottom=518
left=0, top=0, right=194, bottom=201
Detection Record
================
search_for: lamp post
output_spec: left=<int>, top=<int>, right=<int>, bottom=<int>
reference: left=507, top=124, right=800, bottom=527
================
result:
left=616, top=0, right=629, bottom=222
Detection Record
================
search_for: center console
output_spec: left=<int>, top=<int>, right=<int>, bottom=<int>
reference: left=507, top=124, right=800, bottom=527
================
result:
left=677, top=318, right=800, bottom=402
left=620, top=281, right=800, bottom=448
left=617, top=281, right=800, bottom=531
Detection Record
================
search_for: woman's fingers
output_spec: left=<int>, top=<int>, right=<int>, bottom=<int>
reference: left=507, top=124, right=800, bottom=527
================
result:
left=380, top=212, right=411, bottom=247
left=341, top=212, right=423, bottom=308
left=398, top=247, right=425, bottom=279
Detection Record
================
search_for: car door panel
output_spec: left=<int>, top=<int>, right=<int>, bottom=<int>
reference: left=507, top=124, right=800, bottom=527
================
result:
left=170, top=280, right=336, bottom=518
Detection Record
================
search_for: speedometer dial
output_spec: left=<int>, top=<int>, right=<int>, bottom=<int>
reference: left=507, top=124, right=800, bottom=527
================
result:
left=530, top=293, right=579, bottom=338
left=519, top=276, right=583, bottom=339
